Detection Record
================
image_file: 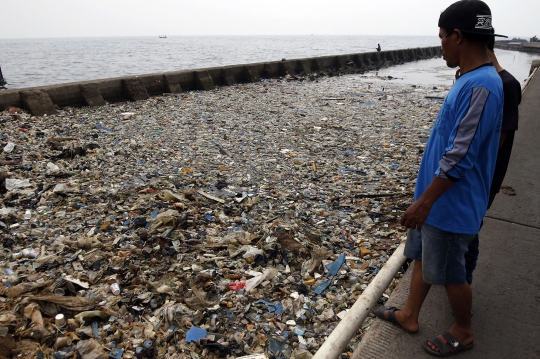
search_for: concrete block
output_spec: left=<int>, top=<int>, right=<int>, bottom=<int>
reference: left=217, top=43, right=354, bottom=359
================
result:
left=94, top=79, right=123, bottom=100
left=262, top=62, right=279, bottom=78
left=221, top=68, right=237, bottom=86
left=313, top=56, right=334, bottom=72
left=194, top=70, right=215, bottom=90
left=370, top=52, right=383, bottom=66
left=312, top=58, right=324, bottom=72
left=46, top=84, right=83, bottom=107
left=122, top=77, right=150, bottom=101
left=298, top=60, right=312, bottom=75
left=334, top=55, right=348, bottom=69
left=279, top=61, right=296, bottom=76
left=164, top=74, right=183, bottom=93
left=80, top=83, right=106, bottom=106
left=19, top=90, right=56, bottom=116
left=175, top=71, right=195, bottom=91
left=244, top=65, right=260, bottom=83
left=352, top=53, right=365, bottom=67
left=397, top=49, right=407, bottom=62
left=383, top=51, right=396, bottom=63
left=0, top=90, right=22, bottom=110
left=139, top=74, right=164, bottom=95
left=208, top=68, right=223, bottom=85
left=360, top=53, right=373, bottom=67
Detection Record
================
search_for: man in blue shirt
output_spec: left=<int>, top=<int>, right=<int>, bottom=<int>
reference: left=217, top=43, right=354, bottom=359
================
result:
left=373, top=1, right=507, bottom=356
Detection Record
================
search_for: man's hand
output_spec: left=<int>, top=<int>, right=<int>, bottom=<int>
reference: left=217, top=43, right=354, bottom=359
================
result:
left=401, top=176, right=455, bottom=231
left=400, top=199, right=432, bottom=231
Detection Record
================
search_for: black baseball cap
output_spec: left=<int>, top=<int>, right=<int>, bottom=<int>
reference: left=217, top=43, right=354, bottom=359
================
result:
left=438, top=0, right=508, bottom=38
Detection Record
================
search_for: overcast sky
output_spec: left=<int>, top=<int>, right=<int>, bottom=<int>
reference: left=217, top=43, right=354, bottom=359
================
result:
left=1, top=0, right=537, bottom=39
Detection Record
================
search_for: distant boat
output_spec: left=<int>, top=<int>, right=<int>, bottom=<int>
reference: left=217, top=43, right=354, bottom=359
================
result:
left=159, top=35, right=167, bottom=39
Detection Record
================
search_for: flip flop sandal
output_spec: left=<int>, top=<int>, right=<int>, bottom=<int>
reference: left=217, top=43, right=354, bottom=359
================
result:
left=372, top=306, right=419, bottom=334
left=423, top=331, right=474, bottom=357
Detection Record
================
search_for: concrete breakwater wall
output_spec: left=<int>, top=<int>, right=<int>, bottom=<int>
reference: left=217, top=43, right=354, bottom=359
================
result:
left=495, top=41, right=540, bottom=54
left=0, top=46, right=441, bottom=115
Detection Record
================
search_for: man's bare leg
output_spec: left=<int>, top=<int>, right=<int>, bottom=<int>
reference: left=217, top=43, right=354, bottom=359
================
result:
left=381, top=260, right=431, bottom=332
left=427, top=282, right=474, bottom=352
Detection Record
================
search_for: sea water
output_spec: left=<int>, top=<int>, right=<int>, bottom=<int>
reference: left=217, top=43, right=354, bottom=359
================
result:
left=0, top=35, right=538, bottom=89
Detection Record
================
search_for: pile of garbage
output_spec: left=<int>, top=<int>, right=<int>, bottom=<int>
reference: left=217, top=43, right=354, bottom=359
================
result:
left=0, top=73, right=448, bottom=358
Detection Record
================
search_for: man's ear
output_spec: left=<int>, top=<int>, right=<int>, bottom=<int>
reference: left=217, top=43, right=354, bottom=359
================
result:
left=455, top=29, right=464, bottom=44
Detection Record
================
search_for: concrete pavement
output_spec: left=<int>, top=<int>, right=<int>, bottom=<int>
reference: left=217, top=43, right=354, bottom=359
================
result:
left=351, top=67, right=540, bottom=359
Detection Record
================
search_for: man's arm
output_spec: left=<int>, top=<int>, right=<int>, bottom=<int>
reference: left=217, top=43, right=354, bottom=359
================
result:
left=400, top=176, right=455, bottom=230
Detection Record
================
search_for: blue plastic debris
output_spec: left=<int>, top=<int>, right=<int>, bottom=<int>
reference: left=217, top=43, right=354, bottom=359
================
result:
left=109, top=349, right=124, bottom=358
left=294, top=328, right=305, bottom=336
left=368, top=265, right=381, bottom=275
left=253, top=299, right=285, bottom=315
left=313, top=279, right=332, bottom=295
left=326, top=253, right=346, bottom=277
left=92, top=321, right=99, bottom=338
left=150, top=209, right=159, bottom=218
left=185, top=326, right=207, bottom=343
left=268, top=338, right=286, bottom=359
left=204, top=214, right=213, bottom=221
left=312, top=254, right=347, bottom=295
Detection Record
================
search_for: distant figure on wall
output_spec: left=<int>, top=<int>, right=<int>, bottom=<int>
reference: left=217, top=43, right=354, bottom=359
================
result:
left=376, top=44, right=381, bottom=52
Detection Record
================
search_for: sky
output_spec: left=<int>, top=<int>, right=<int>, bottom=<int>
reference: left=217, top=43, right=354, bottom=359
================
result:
left=0, top=0, right=537, bottom=39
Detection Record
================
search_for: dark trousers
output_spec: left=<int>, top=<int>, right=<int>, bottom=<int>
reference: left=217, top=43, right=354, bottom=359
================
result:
left=464, top=194, right=496, bottom=284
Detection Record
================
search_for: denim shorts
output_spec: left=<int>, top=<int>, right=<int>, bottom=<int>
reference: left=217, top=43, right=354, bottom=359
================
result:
left=404, top=223, right=476, bottom=285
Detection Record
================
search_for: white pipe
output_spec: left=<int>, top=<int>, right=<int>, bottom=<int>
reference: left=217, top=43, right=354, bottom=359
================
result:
left=313, top=242, right=407, bottom=359
left=522, top=66, right=538, bottom=94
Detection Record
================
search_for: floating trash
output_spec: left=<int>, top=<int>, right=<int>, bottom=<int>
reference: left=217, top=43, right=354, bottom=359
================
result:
left=0, top=71, right=448, bottom=358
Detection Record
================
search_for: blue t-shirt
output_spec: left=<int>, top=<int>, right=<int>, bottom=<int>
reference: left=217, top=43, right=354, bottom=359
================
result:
left=415, top=64, right=503, bottom=234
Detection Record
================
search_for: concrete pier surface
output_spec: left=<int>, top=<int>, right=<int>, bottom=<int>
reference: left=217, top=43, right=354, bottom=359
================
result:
left=351, top=68, right=540, bottom=358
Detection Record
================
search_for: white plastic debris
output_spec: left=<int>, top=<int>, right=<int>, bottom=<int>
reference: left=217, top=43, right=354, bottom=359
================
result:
left=3, top=142, right=15, bottom=153
left=5, top=178, right=32, bottom=190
